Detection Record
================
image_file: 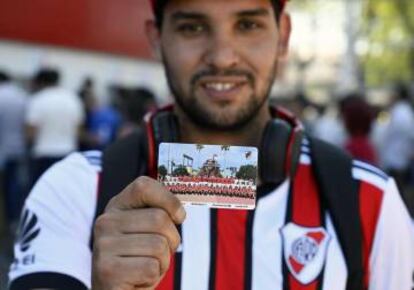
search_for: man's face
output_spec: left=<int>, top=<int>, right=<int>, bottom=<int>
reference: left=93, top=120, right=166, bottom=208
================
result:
left=154, top=0, right=289, bottom=130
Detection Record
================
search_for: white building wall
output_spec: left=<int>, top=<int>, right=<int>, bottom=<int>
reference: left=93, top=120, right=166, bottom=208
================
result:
left=0, top=40, right=171, bottom=105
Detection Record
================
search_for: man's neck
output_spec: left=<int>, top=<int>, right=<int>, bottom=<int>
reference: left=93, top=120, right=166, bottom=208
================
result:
left=175, top=105, right=272, bottom=148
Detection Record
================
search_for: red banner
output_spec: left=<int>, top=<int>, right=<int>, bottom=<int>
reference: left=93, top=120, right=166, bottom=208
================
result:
left=0, top=0, right=153, bottom=59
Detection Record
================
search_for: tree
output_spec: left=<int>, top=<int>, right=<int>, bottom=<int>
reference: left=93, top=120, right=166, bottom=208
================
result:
left=195, top=144, right=205, bottom=171
left=361, top=0, right=414, bottom=84
left=158, top=165, right=168, bottom=180
left=172, top=165, right=190, bottom=177
left=221, top=145, right=230, bottom=175
left=236, top=165, right=257, bottom=181
left=196, top=144, right=205, bottom=152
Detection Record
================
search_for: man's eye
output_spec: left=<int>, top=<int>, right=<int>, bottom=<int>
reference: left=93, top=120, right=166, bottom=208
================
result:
left=238, top=20, right=262, bottom=31
left=177, top=23, right=206, bottom=35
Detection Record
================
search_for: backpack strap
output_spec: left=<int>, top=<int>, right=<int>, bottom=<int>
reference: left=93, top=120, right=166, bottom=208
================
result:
left=90, top=129, right=148, bottom=248
left=309, top=137, right=364, bottom=290
left=97, top=129, right=148, bottom=215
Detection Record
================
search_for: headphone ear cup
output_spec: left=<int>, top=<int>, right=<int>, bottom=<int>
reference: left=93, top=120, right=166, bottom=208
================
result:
left=259, top=119, right=292, bottom=185
left=150, top=110, right=180, bottom=172
left=151, top=110, right=180, bottom=146
left=144, top=108, right=179, bottom=178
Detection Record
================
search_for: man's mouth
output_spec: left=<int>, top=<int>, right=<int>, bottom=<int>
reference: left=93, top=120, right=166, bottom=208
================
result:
left=203, top=82, right=239, bottom=92
left=198, top=77, right=249, bottom=101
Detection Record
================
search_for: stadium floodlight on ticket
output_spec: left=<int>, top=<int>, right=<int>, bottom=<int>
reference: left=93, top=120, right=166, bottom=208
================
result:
left=158, top=143, right=258, bottom=210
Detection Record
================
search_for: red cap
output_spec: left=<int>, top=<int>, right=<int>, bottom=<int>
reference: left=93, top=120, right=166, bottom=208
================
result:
left=150, top=0, right=289, bottom=12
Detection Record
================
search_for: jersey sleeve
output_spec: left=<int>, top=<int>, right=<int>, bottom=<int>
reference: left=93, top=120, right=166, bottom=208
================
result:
left=8, top=152, right=101, bottom=289
left=368, top=178, right=414, bottom=290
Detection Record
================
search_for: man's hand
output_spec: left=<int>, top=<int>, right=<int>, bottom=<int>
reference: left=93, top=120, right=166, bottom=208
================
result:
left=92, top=176, right=186, bottom=290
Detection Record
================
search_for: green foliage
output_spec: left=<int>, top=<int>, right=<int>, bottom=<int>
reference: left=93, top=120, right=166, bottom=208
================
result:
left=221, top=145, right=230, bottom=151
left=172, top=165, right=190, bottom=177
left=195, top=144, right=205, bottom=152
left=236, top=165, right=257, bottom=181
left=290, top=0, right=318, bottom=12
left=158, top=165, right=168, bottom=178
left=362, top=0, right=414, bottom=85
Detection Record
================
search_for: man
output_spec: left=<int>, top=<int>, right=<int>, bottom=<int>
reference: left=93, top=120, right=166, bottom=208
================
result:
left=9, top=1, right=414, bottom=290
left=380, top=84, right=414, bottom=188
left=78, top=77, right=121, bottom=151
left=25, top=68, right=84, bottom=186
left=0, top=71, right=27, bottom=229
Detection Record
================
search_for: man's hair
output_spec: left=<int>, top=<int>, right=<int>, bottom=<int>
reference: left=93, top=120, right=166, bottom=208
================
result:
left=393, top=82, right=410, bottom=101
left=0, top=70, right=10, bottom=83
left=33, top=68, right=60, bottom=87
left=153, top=0, right=284, bottom=29
left=340, top=93, right=374, bottom=136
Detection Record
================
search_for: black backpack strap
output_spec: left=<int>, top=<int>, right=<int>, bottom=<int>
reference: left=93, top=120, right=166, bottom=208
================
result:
left=309, top=137, right=364, bottom=290
left=90, top=129, right=148, bottom=248
left=97, top=129, right=148, bottom=217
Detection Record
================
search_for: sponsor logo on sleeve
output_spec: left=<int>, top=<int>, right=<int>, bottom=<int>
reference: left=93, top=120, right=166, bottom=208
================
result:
left=11, top=209, right=41, bottom=270
left=281, top=223, right=331, bottom=285
left=16, top=208, right=41, bottom=252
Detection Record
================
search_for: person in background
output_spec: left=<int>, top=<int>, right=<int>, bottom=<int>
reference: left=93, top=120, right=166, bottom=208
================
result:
left=118, top=87, right=157, bottom=137
left=0, top=70, right=28, bottom=229
left=311, top=103, right=346, bottom=148
left=78, top=77, right=121, bottom=150
left=26, top=68, right=84, bottom=186
left=381, top=83, right=414, bottom=189
left=340, top=94, right=378, bottom=165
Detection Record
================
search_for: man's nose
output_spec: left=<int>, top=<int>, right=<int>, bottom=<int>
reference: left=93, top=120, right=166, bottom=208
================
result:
left=203, top=33, right=240, bottom=70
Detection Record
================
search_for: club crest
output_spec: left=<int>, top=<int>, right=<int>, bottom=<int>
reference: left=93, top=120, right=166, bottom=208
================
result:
left=280, top=223, right=331, bottom=284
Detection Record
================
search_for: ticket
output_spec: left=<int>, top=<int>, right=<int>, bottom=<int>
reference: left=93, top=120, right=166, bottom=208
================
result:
left=158, top=143, right=258, bottom=210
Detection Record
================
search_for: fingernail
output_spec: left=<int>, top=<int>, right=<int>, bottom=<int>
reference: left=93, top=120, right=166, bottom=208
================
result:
left=176, top=206, right=186, bottom=223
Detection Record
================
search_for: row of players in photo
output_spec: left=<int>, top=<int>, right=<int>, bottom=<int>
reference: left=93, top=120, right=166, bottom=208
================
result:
left=164, top=175, right=255, bottom=186
left=164, top=183, right=256, bottom=199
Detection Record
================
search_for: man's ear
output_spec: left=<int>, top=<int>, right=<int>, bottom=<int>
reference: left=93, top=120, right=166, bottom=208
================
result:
left=145, top=20, right=162, bottom=60
left=277, top=12, right=291, bottom=58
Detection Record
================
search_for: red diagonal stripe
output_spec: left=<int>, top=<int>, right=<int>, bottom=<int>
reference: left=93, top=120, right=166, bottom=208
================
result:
left=289, top=256, right=305, bottom=274
left=307, top=231, right=325, bottom=245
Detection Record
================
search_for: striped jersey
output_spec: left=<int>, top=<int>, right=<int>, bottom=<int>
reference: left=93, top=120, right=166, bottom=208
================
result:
left=8, top=145, right=414, bottom=290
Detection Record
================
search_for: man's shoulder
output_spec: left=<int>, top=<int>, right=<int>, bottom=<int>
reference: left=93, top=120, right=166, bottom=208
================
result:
left=79, top=150, right=103, bottom=171
left=44, top=151, right=103, bottom=179
left=23, top=151, right=102, bottom=221
left=305, top=137, right=388, bottom=190
left=9, top=151, right=101, bottom=289
left=351, top=159, right=388, bottom=192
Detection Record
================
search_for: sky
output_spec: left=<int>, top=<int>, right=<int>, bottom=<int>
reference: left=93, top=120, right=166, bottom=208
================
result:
left=158, top=143, right=258, bottom=175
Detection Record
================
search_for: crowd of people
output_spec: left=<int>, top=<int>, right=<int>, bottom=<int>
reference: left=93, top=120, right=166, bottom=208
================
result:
left=0, top=68, right=156, bottom=233
left=309, top=85, right=414, bottom=214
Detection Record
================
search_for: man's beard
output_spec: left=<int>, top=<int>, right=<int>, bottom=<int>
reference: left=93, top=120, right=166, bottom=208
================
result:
left=163, top=57, right=277, bottom=131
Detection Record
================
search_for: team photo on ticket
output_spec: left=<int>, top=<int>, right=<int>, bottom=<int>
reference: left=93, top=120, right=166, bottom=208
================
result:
left=158, top=143, right=258, bottom=210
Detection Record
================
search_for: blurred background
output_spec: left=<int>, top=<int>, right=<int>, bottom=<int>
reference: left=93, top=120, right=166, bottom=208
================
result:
left=0, top=0, right=413, bottom=287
